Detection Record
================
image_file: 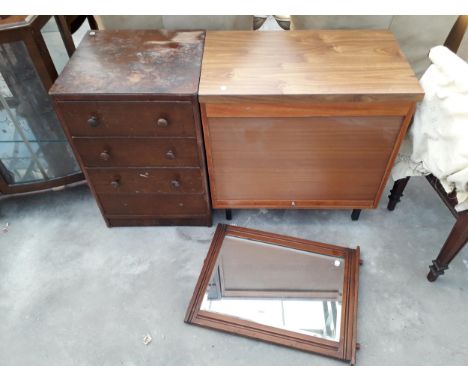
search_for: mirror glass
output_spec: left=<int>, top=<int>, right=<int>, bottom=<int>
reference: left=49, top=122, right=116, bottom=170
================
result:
left=200, top=234, right=345, bottom=342
left=40, top=17, right=69, bottom=75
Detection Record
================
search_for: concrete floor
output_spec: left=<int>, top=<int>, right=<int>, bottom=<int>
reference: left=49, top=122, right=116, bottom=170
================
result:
left=1, top=17, right=467, bottom=366
left=0, top=176, right=467, bottom=365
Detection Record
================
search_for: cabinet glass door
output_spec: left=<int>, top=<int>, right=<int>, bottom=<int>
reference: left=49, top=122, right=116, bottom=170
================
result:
left=0, top=39, right=80, bottom=186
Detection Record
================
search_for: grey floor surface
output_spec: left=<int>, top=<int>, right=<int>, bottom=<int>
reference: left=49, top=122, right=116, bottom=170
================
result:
left=0, top=176, right=467, bottom=365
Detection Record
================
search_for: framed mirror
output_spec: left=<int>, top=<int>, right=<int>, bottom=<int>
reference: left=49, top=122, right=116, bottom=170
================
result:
left=185, top=224, right=361, bottom=364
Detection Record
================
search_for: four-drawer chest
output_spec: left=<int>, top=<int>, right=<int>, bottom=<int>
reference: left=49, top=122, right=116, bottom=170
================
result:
left=50, top=30, right=211, bottom=227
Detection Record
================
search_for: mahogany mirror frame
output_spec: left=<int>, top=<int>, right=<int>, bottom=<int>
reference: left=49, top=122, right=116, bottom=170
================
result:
left=185, top=224, right=361, bottom=364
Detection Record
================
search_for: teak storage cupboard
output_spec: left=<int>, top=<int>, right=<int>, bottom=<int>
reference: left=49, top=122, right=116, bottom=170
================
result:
left=50, top=30, right=211, bottom=227
left=199, top=30, right=424, bottom=212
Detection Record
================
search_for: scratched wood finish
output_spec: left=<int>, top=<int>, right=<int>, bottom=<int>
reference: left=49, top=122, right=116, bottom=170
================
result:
left=87, top=168, right=204, bottom=194
left=51, top=30, right=211, bottom=226
left=50, top=30, right=205, bottom=96
left=199, top=30, right=424, bottom=103
left=98, top=194, right=208, bottom=216
left=106, top=216, right=212, bottom=227
left=73, top=138, right=200, bottom=168
left=58, top=101, right=196, bottom=137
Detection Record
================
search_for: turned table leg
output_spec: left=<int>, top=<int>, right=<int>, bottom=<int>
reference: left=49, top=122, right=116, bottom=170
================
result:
left=427, top=212, right=468, bottom=281
left=388, top=177, right=411, bottom=211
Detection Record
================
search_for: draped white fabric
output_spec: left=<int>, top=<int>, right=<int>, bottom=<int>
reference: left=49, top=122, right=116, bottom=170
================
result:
left=392, top=46, right=468, bottom=211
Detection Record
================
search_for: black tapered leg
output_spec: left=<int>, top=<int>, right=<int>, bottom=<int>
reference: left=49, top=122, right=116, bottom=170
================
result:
left=388, top=177, right=411, bottom=211
left=225, top=209, right=232, bottom=220
left=351, top=209, right=361, bottom=221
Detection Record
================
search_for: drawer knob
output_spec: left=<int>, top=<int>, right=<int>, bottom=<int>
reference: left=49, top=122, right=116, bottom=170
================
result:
left=157, top=118, right=168, bottom=128
left=87, top=116, right=99, bottom=128
left=291, top=201, right=296, bottom=207
left=165, top=150, right=176, bottom=160
left=111, top=180, right=120, bottom=189
left=171, top=180, right=181, bottom=188
left=100, top=150, right=110, bottom=161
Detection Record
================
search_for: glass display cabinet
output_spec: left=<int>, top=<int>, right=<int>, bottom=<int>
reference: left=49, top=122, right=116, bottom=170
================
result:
left=0, top=15, right=83, bottom=194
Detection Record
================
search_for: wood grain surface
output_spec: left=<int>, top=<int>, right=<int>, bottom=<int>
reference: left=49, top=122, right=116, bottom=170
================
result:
left=73, top=137, right=200, bottom=168
left=87, top=168, right=205, bottom=194
left=199, top=30, right=424, bottom=103
left=98, top=193, right=208, bottom=215
left=0, top=15, right=29, bottom=27
left=204, top=115, right=404, bottom=208
left=205, top=102, right=412, bottom=117
left=58, top=101, right=196, bottom=137
left=50, top=30, right=205, bottom=96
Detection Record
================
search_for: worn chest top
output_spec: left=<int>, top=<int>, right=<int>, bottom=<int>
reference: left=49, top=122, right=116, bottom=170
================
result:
left=199, top=30, right=424, bottom=103
left=50, top=30, right=205, bottom=97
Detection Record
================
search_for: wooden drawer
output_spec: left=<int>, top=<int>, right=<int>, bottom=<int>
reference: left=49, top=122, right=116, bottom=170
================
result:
left=87, top=168, right=204, bottom=194
left=106, top=215, right=212, bottom=227
left=99, top=194, right=208, bottom=216
left=57, top=101, right=195, bottom=137
left=74, top=138, right=199, bottom=168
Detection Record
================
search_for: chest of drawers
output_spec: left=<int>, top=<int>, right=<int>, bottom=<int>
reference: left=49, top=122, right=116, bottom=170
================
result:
left=50, top=30, right=211, bottom=227
left=199, top=30, right=424, bottom=214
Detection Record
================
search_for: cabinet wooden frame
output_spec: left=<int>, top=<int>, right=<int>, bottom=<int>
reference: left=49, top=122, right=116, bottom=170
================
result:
left=185, top=224, right=361, bottom=364
left=198, top=30, right=423, bottom=214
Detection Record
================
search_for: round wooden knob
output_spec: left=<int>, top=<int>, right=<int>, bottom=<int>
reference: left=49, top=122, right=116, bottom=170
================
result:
left=165, top=150, right=176, bottom=160
left=100, top=150, right=110, bottom=161
left=87, top=116, right=99, bottom=128
left=171, top=180, right=181, bottom=188
left=157, top=118, right=168, bottom=128
left=111, top=180, right=120, bottom=189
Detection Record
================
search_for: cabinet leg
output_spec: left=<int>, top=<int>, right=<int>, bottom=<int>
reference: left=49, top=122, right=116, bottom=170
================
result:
left=225, top=209, right=232, bottom=220
left=351, top=209, right=361, bottom=221
left=388, top=177, right=410, bottom=211
left=427, top=212, right=468, bottom=282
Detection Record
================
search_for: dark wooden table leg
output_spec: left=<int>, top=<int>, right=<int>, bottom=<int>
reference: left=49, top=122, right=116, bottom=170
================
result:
left=388, top=177, right=411, bottom=211
left=87, top=16, right=99, bottom=30
left=427, top=212, right=468, bottom=281
left=225, top=209, right=232, bottom=220
left=351, top=209, right=361, bottom=221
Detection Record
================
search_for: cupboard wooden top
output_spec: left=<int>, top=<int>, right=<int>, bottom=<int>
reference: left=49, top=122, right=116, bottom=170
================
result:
left=199, top=30, right=424, bottom=103
left=50, top=30, right=205, bottom=97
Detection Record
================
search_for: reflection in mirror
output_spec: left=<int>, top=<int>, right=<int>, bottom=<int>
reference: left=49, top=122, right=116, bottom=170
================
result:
left=200, top=235, right=344, bottom=342
left=40, top=17, right=69, bottom=75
